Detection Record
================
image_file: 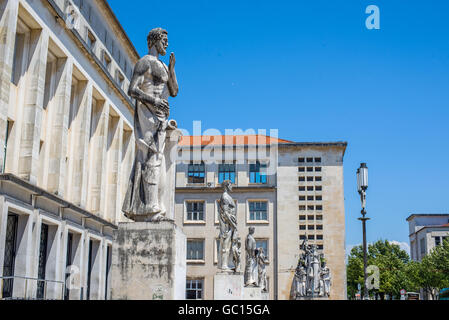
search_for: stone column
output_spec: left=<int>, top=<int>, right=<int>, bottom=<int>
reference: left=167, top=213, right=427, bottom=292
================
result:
left=0, top=0, right=19, bottom=173
left=105, top=114, right=120, bottom=223
left=44, top=57, right=73, bottom=196
left=18, top=28, right=49, bottom=184
left=66, top=81, right=92, bottom=207
left=87, top=99, right=108, bottom=215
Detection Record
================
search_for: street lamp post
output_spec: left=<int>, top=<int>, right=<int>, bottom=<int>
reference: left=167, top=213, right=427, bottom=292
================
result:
left=357, top=163, right=370, bottom=300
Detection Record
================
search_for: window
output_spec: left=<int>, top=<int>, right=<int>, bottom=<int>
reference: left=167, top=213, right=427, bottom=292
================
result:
left=186, top=279, right=203, bottom=300
left=316, top=196, right=322, bottom=201
left=299, top=186, right=305, bottom=191
left=317, top=235, right=323, bottom=240
left=102, top=51, right=111, bottom=72
left=308, top=215, right=314, bottom=220
left=86, top=29, right=96, bottom=50
left=307, top=167, right=313, bottom=172
left=250, top=162, right=267, bottom=184
left=256, top=239, right=269, bottom=258
left=435, top=237, right=441, bottom=247
left=315, top=177, right=322, bottom=182
left=308, top=235, right=315, bottom=240
left=307, top=196, right=314, bottom=201
left=219, top=163, right=236, bottom=183
left=186, top=202, right=204, bottom=221
left=188, top=163, right=205, bottom=184
left=315, top=167, right=322, bottom=172
left=308, top=205, right=314, bottom=211
left=187, top=240, right=204, bottom=261
left=300, top=235, right=306, bottom=240
left=299, top=215, right=306, bottom=221
left=316, top=205, right=323, bottom=211
left=116, top=70, right=125, bottom=89
left=299, top=177, right=305, bottom=182
left=316, top=215, right=323, bottom=221
left=249, top=201, right=268, bottom=221
left=307, top=186, right=314, bottom=191
left=315, top=158, right=322, bottom=163
left=298, top=167, right=305, bottom=172
left=307, top=158, right=313, bottom=163
left=318, top=244, right=324, bottom=250
left=316, top=186, right=322, bottom=191
left=299, top=206, right=306, bottom=211
left=307, top=177, right=314, bottom=182
left=308, top=225, right=315, bottom=230
left=299, top=225, right=306, bottom=230
left=316, top=225, right=323, bottom=230
left=299, top=196, right=306, bottom=201
left=298, top=158, right=305, bottom=163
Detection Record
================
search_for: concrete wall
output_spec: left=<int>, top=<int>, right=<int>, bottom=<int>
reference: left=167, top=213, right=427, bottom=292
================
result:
left=276, top=145, right=346, bottom=300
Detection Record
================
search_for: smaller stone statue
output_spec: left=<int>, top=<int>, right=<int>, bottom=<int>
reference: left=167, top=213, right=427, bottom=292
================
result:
left=311, top=245, right=321, bottom=294
left=257, top=247, right=269, bottom=292
left=293, top=241, right=331, bottom=299
left=321, top=261, right=331, bottom=297
left=295, top=264, right=307, bottom=298
left=217, top=181, right=238, bottom=271
left=232, top=238, right=241, bottom=273
left=244, top=227, right=258, bottom=286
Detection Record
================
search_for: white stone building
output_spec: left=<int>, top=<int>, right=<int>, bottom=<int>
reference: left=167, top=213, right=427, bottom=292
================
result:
left=175, top=135, right=347, bottom=300
left=0, top=0, right=137, bottom=299
left=407, top=214, right=449, bottom=261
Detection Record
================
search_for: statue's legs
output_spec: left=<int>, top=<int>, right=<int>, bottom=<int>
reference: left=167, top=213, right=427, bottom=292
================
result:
left=220, top=234, right=232, bottom=270
left=143, top=161, right=161, bottom=216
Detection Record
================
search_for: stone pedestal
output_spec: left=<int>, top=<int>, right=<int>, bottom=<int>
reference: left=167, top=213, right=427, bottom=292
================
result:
left=110, top=221, right=186, bottom=300
left=214, top=273, right=244, bottom=300
left=214, top=273, right=269, bottom=300
left=243, top=287, right=269, bottom=300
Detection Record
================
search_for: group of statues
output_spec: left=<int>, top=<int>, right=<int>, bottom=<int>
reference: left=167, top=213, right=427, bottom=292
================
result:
left=217, top=181, right=268, bottom=292
left=293, top=238, right=331, bottom=298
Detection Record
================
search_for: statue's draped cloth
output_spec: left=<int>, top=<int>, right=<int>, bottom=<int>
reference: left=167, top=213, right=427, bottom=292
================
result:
left=122, top=100, right=168, bottom=219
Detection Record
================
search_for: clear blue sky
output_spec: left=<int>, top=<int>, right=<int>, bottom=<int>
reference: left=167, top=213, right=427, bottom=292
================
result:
left=109, top=0, right=449, bottom=252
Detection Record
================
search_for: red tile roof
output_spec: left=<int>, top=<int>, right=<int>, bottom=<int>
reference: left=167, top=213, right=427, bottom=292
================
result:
left=179, top=135, right=293, bottom=146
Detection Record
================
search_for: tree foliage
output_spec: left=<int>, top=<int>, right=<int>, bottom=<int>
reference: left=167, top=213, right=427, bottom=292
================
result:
left=347, top=239, right=449, bottom=300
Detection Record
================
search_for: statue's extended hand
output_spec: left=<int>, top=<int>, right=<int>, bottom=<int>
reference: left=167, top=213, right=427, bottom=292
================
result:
left=169, top=52, right=176, bottom=71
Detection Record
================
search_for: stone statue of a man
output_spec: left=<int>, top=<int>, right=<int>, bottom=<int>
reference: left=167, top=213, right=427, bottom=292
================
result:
left=122, top=28, right=179, bottom=222
left=245, top=227, right=258, bottom=286
left=217, top=181, right=238, bottom=271
left=321, top=262, right=331, bottom=297
left=295, top=264, right=307, bottom=298
left=257, top=247, right=269, bottom=292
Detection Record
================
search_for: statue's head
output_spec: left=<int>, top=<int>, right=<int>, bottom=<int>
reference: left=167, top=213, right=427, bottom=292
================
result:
left=147, top=28, right=168, bottom=56
left=248, top=226, right=255, bottom=235
left=221, top=180, right=233, bottom=192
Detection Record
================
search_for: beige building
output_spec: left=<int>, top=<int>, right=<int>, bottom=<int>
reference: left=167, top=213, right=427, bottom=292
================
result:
left=175, top=135, right=347, bottom=300
left=0, top=0, right=137, bottom=299
left=407, top=214, right=449, bottom=261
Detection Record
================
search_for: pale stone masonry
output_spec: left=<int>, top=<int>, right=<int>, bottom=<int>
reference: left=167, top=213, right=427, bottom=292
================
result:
left=175, top=136, right=347, bottom=300
left=407, top=214, right=449, bottom=261
left=0, top=0, right=137, bottom=299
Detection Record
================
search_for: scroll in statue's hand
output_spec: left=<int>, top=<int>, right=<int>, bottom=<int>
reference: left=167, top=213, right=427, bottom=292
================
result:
left=155, top=98, right=170, bottom=117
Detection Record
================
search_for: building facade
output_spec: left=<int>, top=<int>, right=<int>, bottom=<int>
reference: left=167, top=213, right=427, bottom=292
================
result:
left=407, top=214, right=449, bottom=261
left=175, top=135, right=347, bottom=300
left=0, top=0, right=137, bottom=299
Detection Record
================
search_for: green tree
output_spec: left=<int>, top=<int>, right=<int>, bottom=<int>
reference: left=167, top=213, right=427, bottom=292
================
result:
left=407, top=238, right=449, bottom=299
left=347, top=240, right=411, bottom=299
